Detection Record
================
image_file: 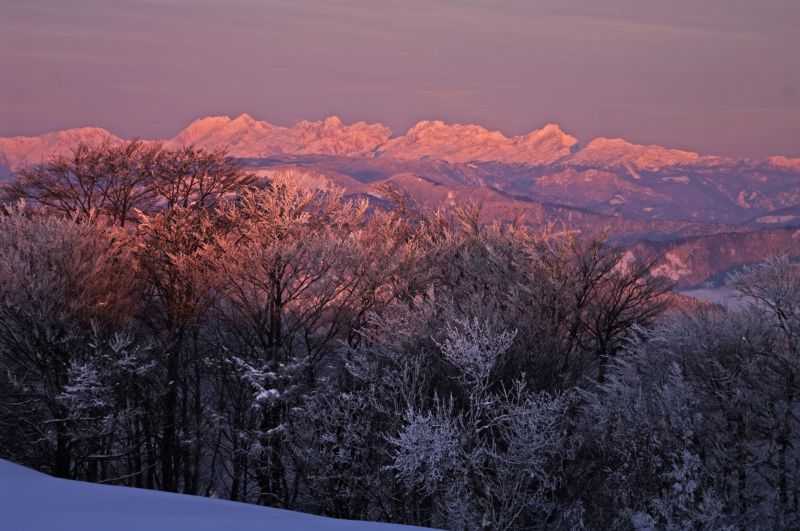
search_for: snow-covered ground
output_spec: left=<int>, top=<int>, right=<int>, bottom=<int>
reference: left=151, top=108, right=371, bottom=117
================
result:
left=0, top=459, right=426, bottom=530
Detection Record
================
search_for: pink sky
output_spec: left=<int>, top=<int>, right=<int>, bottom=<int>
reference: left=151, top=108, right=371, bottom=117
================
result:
left=1, top=0, right=798, bottom=158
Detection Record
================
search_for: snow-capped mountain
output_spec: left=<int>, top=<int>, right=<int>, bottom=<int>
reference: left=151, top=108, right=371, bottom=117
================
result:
left=565, top=137, right=718, bottom=173
left=169, top=115, right=579, bottom=165
left=169, top=114, right=391, bottom=157
left=766, top=155, right=800, bottom=172
left=0, top=114, right=794, bottom=174
left=2, top=114, right=800, bottom=231
left=0, top=127, right=121, bottom=177
left=376, top=120, right=578, bottom=165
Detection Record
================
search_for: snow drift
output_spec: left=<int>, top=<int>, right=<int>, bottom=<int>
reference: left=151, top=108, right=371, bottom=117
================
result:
left=0, top=459, right=426, bottom=531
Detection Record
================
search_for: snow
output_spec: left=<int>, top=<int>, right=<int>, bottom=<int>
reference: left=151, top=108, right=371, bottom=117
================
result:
left=608, top=195, right=626, bottom=205
left=255, top=388, right=281, bottom=402
left=169, top=114, right=391, bottom=158
left=0, top=459, right=427, bottom=531
left=0, top=127, right=121, bottom=170
left=378, top=119, right=577, bottom=165
left=614, top=250, right=637, bottom=274
left=570, top=137, right=703, bottom=171
left=756, top=215, right=796, bottom=224
left=653, top=252, right=691, bottom=281
left=659, top=175, right=690, bottom=184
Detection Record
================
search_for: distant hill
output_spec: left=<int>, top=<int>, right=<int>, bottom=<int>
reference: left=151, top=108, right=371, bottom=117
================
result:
left=629, top=226, right=800, bottom=289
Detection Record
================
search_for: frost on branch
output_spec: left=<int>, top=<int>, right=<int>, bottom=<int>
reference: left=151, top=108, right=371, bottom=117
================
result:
left=391, top=320, right=572, bottom=530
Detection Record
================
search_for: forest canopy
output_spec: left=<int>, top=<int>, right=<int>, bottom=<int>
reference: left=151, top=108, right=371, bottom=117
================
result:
left=1, top=142, right=799, bottom=529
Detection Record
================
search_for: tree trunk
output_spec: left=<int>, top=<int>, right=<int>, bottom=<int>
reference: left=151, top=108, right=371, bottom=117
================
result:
left=54, top=421, right=71, bottom=479
left=161, top=343, right=180, bottom=492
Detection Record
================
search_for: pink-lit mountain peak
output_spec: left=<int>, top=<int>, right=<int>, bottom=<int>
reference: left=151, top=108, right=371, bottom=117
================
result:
left=170, top=114, right=391, bottom=157
left=380, top=119, right=578, bottom=164
left=0, top=127, right=121, bottom=170
left=170, top=114, right=278, bottom=149
left=519, top=123, right=578, bottom=150
left=570, top=137, right=712, bottom=172
left=767, top=155, right=800, bottom=171
left=3, top=114, right=797, bottom=174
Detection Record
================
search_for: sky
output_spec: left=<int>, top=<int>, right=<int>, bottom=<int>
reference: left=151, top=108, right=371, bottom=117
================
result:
left=0, top=0, right=798, bottom=158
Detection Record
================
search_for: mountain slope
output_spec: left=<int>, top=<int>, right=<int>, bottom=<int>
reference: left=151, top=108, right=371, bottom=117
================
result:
left=484, top=153, right=800, bottom=225
left=0, top=459, right=426, bottom=531
left=629, top=226, right=800, bottom=288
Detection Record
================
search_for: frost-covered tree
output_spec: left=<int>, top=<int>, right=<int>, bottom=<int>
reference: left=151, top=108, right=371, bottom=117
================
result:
left=577, top=344, right=726, bottom=529
left=131, top=205, right=222, bottom=493
left=2, top=141, right=254, bottom=226
left=56, top=331, right=153, bottom=483
left=10, top=140, right=793, bottom=529
left=0, top=205, right=137, bottom=477
left=576, top=275, right=800, bottom=530
left=389, top=319, right=573, bottom=530
left=205, top=176, right=423, bottom=507
left=730, top=256, right=800, bottom=526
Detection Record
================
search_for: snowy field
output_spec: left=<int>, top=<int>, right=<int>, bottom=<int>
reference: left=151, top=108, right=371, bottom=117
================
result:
left=0, top=460, right=427, bottom=531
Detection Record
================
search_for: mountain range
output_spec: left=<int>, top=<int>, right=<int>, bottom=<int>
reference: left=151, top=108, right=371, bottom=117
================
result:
left=2, top=114, right=800, bottom=289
